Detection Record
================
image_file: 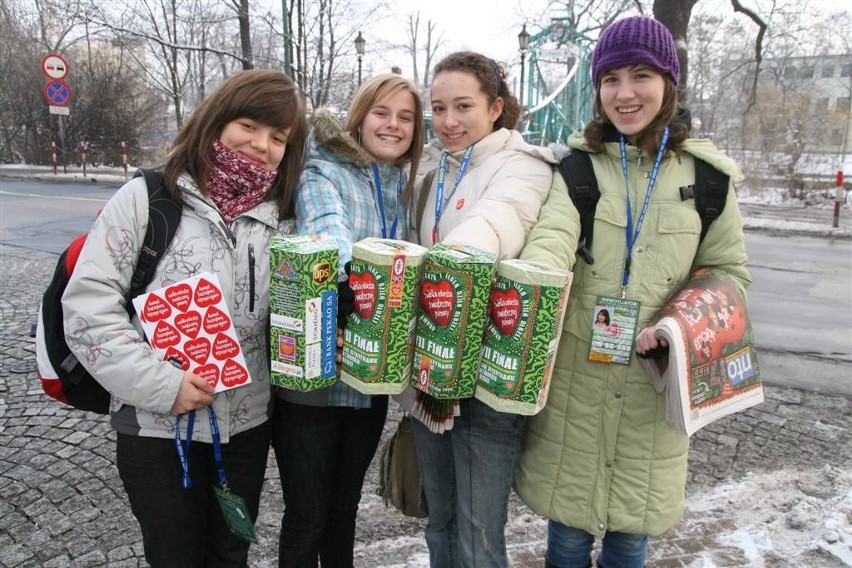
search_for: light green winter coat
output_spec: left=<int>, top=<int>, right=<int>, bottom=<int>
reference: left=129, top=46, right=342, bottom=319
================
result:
left=514, top=130, right=751, bottom=537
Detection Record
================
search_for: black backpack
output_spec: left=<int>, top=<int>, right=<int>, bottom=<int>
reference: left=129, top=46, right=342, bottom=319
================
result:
left=557, top=150, right=729, bottom=265
left=34, top=169, right=182, bottom=414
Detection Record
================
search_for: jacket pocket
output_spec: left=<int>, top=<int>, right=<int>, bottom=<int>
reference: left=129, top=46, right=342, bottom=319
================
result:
left=650, top=204, right=701, bottom=289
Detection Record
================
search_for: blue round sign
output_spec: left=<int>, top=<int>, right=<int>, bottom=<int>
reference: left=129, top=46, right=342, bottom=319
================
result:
left=43, top=79, right=71, bottom=106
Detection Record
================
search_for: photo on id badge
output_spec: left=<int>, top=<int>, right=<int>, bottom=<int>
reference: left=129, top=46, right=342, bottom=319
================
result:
left=588, top=296, right=640, bottom=365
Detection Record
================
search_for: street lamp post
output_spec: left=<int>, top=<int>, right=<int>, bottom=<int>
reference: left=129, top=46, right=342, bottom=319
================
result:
left=517, top=24, right=530, bottom=107
left=355, top=31, right=365, bottom=86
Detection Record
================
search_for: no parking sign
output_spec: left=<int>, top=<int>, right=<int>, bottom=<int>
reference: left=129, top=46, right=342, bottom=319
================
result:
left=43, top=80, right=71, bottom=106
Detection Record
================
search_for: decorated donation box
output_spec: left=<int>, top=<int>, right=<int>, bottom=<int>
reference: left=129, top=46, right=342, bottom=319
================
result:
left=412, top=243, right=496, bottom=399
left=475, top=260, right=573, bottom=415
left=268, top=234, right=338, bottom=391
left=132, top=272, right=250, bottom=392
left=341, top=238, right=428, bottom=395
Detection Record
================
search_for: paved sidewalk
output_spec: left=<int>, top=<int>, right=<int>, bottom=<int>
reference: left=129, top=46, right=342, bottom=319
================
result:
left=0, top=240, right=850, bottom=567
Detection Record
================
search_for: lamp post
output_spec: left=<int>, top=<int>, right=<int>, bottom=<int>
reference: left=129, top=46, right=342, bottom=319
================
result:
left=355, top=31, right=365, bottom=85
left=517, top=24, right=530, bottom=107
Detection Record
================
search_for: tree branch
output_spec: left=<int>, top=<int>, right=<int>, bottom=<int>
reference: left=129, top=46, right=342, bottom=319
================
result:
left=730, top=0, right=767, bottom=112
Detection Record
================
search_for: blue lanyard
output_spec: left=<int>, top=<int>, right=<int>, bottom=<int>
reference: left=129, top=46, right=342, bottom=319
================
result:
left=432, top=145, right=475, bottom=243
left=371, top=163, right=403, bottom=240
left=618, top=126, right=669, bottom=296
left=174, top=406, right=228, bottom=490
left=175, top=410, right=196, bottom=489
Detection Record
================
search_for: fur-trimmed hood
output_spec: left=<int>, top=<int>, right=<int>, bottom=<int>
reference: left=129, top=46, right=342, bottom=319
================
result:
left=308, top=108, right=373, bottom=167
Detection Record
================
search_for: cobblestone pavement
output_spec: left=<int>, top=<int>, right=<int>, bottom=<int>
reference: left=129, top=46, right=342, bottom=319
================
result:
left=1, top=236, right=850, bottom=567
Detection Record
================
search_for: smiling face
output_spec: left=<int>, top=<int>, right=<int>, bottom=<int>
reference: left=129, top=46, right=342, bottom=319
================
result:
left=599, top=65, right=665, bottom=139
left=359, top=89, right=417, bottom=164
left=218, top=118, right=290, bottom=170
left=430, top=70, right=503, bottom=153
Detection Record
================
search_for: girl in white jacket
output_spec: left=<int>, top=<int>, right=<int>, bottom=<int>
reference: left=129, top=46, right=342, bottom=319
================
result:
left=61, top=70, right=307, bottom=567
left=409, top=50, right=557, bottom=568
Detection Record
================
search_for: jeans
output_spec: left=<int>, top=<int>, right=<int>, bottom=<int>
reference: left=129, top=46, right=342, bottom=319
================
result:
left=115, top=421, right=271, bottom=568
left=546, top=521, right=649, bottom=568
left=271, top=396, right=388, bottom=568
left=411, top=397, right=524, bottom=568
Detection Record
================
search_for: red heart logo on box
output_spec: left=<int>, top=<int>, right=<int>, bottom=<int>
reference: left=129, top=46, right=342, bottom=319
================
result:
left=349, top=271, right=377, bottom=320
left=165, top=283, right=192, bottom=312
left=490, top=288, right=521, bottom=336
left=163, top=347, right=189, bottom=370
left=421, top=280, right=455, bottom=327
left=142, top=294, right=172, bottom=323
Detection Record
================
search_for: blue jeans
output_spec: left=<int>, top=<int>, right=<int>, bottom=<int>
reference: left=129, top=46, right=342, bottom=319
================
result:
left=271, top=396, right=388, bottom=568
left=411, top=397, right=524, bottom=568
left=547, top=521, right=649, bottom=568
left=116, top=421, right=271, bottom=568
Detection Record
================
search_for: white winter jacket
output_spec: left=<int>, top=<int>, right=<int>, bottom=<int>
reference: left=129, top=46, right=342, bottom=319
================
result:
left=62, top=173, right=293, bottom=442
left=412, top=128, right=556, bottom=258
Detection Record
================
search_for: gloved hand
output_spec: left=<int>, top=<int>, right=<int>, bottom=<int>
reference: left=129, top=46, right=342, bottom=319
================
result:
left=337, top=262, right=355, bottom=329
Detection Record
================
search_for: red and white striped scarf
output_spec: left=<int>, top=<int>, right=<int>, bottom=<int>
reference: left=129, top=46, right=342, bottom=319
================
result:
left=207, top=140, right=278, bottom=223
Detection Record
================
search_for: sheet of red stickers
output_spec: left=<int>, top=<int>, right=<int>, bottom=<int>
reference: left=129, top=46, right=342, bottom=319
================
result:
left=132, top=272, right=251, bottom=393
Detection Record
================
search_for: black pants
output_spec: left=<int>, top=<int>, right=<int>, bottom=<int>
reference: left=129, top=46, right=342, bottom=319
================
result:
left=116, top=420, right=271, bottom=568
left=271, top=396, right=388, bottom=568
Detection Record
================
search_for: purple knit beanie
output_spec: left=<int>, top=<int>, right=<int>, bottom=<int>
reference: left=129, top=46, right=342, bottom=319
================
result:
left=592, top=16, right=680, bottom=86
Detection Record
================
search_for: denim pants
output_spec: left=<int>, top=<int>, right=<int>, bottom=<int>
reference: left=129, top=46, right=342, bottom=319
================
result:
left=271, top=396, right=388, bottom=568
left=546, top=521, right=649, bottom=568
left=411, top=397, right=524, bottom=568
left=115, top=421, right=271, bottom=568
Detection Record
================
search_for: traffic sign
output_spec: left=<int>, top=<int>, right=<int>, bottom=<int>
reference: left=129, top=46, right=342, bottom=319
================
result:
left=43, top=80, right=71, bottom=106
left=41, top=54, right=69, bottom=80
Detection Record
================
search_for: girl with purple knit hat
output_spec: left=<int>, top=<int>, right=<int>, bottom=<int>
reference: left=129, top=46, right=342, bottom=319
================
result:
left=514, top=16, right=751, bottom=567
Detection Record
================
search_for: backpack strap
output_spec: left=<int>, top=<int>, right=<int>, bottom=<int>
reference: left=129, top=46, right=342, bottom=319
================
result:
left=680, top=158, right=729, bottom=242
left=557, top=151, right=599, bottom=265
left=128, top=169, right=183, bottom=315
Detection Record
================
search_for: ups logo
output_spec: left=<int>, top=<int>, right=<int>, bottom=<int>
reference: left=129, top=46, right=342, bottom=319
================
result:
left=312, top=262, right=332, bottom=284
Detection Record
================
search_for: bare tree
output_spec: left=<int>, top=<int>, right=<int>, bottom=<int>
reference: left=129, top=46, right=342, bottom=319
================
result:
left=401, top=11, right=444, bottom=93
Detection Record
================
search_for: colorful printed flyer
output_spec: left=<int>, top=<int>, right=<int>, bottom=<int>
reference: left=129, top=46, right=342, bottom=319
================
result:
left=132, top=272, right=251, bottom=393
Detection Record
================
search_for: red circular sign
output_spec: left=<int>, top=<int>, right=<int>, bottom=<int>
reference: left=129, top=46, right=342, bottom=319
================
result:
left=41, top=54, right=69, bottom=80
left=43, top=80, right=72, bottom=106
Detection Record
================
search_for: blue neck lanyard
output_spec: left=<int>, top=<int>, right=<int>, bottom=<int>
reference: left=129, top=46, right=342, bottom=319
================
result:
left=618, top=126, right=669, bottom=296
left=432, top=145, right=475, bottom=243
left=174, top=406, right=228, bottom=490
left=371, top=162, right=403, bottom=240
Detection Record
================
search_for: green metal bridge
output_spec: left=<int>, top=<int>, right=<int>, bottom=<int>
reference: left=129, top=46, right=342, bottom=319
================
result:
left=520, top=17, right=595, bottom=147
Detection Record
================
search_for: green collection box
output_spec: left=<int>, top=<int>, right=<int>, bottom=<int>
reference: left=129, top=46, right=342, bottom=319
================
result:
left=475, top=259, right=573, bottom=415
left=340, top=238, right=428, bottom=395
left=411, top=243, right=496, bottom=399
left=268, top=234, right=338, bottom=391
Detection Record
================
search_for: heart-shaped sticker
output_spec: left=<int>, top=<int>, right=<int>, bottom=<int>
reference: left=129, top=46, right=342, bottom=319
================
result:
left=163, top=347, right=189, bottom=371
left=421, top=280, right=455, bottom=327
left=349, top=271, right=377, bottom=320
left=221, top=359, right=249, bottom=388
left=174, top=311, right=202, bottom=339
left=490, top=288, right=522, bottom=336
left=193, top=364, right=219, bottom=389
left=184, top=337, right=212, bottom=365
left=203, top=306, right=232, bottom=334
left=165, top=283, right=192, bottom=312
left=212, top=333, right=240, bottom=360
left=194, top=278, right=223, bottom=308
left=151, top=321, right=181, bottom=349
left=141, top=294, right=172, bottom=323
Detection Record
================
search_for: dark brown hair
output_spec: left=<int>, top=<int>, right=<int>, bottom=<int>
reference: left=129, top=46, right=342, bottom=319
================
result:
left=584, top=76, right=687, bottom=157
left=433, top=51, right=522, bottom=131
left=162, top=69, right=308, bottom=220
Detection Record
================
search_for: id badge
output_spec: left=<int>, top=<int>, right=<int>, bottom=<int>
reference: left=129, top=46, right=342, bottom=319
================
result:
left=588, top=296, right=641, bottom=365
left=213, top=486, right=258, bottom=544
